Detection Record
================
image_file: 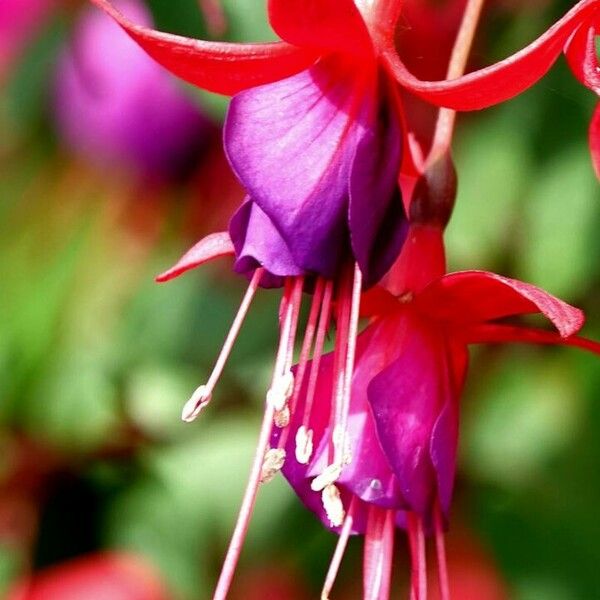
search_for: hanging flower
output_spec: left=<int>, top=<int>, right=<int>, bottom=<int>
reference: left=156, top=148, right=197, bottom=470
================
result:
left=273, top=161, right=600, bottom=599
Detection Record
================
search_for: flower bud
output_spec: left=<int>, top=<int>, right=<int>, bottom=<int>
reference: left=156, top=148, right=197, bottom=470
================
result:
left=409, top=152, right=457, bottom=229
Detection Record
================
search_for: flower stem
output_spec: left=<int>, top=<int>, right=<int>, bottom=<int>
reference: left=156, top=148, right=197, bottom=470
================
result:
left=429, top=0, right=487, bottom=160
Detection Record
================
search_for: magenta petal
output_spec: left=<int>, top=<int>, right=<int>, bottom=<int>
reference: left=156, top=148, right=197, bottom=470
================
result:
left=224, top=56, right=374, bottom=277
left=349, top=87, right=407, bottom=286
left=229, top=198, right=303, bottom=287
left=367, top=316, right=446, bottom=517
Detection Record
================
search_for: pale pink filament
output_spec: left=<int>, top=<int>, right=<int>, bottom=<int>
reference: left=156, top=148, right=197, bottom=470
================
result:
left=434, top=502, right=450, bottom=600
left=299, top=280, right=334, bottom=433
left=321, top=497, right=357, bottom=600
left=363, top=506, right=395, bottom=600
left=212, top=277, right=303, bottom=600
left=200, top=268, right=263, bottom=398
left=408, top=513, right=427, bottom=600
left=277, top=277, right=325, bottom=449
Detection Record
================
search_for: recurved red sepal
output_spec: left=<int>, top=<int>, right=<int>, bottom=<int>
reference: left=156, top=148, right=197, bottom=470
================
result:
left=268, top=0, right=372, bottom=56
left=564, top=20, right=600, bottom=93
left=91, top=0, right=317, bottom=96
left=156, top=232, right=234, bottom=282
left=383, top=0, right=600, bottom=110
left=462, top=323, right=600, bottom=356
left=415, top=270, right=584, bottom=338
left=590, top=103, right=600, bottom=179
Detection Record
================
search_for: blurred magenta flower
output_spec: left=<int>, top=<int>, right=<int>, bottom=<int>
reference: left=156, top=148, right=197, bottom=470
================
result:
left=53, top=0, right=213, bottom=180
left=0, top=0, right=55, bottom=75
left=7, top=552, right=171, bottom=600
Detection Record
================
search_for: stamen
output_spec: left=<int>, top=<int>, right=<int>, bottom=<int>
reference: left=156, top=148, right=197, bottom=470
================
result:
left=266, top=369, right=295, bottom=412
left=278, top=278, right=326, bottom=451
left=296, top=280, right=334, bottom=463
left=322, top=484, right=345, bottom=527
left=294, top=425, right=313, bottom=464
left=311, top=463, right=343, bottom=492
left=313, top=263, right=362, bottom=488
left=212, top=276, right=302, bottom=600
left=363, top=507, right=395, bottom=600
left=434, top=501, right=450, bottom=600
left=321, top=497, right=357, bottom=600
left=273, top=406, right=290, bottom=428
left=181, top=268, right=263, bottom=423
left=260, top=448, right=286, bottom=484
left=407, top=513, right=427, bottom=600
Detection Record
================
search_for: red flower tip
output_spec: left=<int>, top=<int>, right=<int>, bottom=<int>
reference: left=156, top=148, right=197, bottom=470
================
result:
left=155, top=232, right=234, bottom=282
left=590, top=103, right=600, bottom=179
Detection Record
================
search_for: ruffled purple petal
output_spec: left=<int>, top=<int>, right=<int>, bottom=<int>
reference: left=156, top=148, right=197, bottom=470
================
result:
left=229, top=198, right=303, bottom=287
left=367, top=315, right=447, bottom=518
left=225, top=56, right=375, bottom=277
left=349, top=86, right=408, bottom=287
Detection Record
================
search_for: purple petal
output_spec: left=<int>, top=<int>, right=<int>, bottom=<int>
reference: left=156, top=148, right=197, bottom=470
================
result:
left=430, top=342, right=468, bottom=516
left=229, top=198, right=303, bottom=287
left=224, top=56, right=375, bottom=277
left=349, top=85, right=408, bottom=287
left=367, top=315, right=447, bottom=518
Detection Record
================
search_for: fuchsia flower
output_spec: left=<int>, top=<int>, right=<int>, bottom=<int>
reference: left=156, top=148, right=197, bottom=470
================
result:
left=272, top=161, right=600, bottom=599
left=54, top=0, right=213, bottom=180
left=87, top=0, right=600, bottom=597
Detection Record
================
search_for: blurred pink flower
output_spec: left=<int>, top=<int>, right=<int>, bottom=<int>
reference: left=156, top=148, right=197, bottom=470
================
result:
left=0, top=0, right=55, bottom=74
left=53, top=0, right=214, bottom=180
left=7, top=552, right=171, bottom=600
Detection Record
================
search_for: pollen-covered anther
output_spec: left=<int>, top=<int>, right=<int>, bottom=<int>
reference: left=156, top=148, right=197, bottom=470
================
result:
left=274, top=406, right=290, bottom=428
left=266, top=370, right=295, bottom=412
left=260, top=448, right=286, bottom=484
left=322, top=484, right=345, bottom=528
left=295, top=426, right=314, bottom=464
left=181, top=384, right=212, bottom=423
left=311, top=463, right=343, bottom=492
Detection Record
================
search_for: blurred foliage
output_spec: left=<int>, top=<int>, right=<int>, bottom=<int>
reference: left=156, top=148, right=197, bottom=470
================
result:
left=0, top=0, right=599, bottom=599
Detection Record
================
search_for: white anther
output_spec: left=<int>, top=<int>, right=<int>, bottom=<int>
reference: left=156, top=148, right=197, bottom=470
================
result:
left=181, top=384, right=212, bottom=423
left=274, top=406, right=290, bottom=428
left=322, top=484, right=345, bottom=527
left=266, top=370, right=295, bottom=411
left=260, top=448, right=286, bottom=484
left=311, top=463, right=343, bottom=492
left=295, top=426, right=314, bottom=464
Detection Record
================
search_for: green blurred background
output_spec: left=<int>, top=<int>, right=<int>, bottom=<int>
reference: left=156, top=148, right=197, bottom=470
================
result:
left=1, top=0, right=599, bottom=598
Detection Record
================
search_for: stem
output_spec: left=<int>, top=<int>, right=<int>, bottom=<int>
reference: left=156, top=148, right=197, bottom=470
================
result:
left=429, top=0, right=487, bottom=160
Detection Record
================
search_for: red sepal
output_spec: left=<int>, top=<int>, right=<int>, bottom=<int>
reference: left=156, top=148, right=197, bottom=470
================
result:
left=462, top=323, right=600, bottom=355
left=564, top=20, right=600, bottom=93
left=156, top=232, right=234, bottom=282
left=91, top=0, right=318, bottom=96
left=382, top=0, right=600, bottom=110
left=415, top=270, right=584, bottom=338
left=268, top=0, right=372, bottom=56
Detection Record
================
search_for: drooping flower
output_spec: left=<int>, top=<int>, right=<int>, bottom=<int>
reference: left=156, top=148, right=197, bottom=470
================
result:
left=273, top=162, right=600, bottom=599
left=53, top=0, right=214, bottom=181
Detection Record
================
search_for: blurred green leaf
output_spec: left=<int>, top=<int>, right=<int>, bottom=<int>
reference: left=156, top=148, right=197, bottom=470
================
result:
left=516, top=147, right=600, bottom=298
